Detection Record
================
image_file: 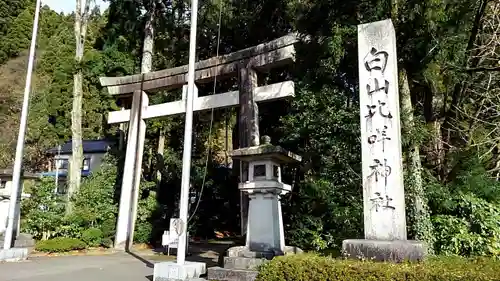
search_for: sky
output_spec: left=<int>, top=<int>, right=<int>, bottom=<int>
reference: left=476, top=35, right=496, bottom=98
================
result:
left=41, top=0, right=109, bottom=14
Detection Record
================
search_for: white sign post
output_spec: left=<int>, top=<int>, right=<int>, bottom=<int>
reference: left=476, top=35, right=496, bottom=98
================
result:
left=161, top=218, right=189, bottom=256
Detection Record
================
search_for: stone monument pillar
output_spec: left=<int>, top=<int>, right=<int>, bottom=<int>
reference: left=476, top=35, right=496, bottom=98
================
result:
left=342, top=19, right=426, bottom=262
left=208, top=136, right=302, bottom=281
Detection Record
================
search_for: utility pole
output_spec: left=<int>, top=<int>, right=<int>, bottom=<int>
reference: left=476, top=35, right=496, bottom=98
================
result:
left=176, top=0, right=199, bottom=265
left=4, top=0, right=41, bottom=250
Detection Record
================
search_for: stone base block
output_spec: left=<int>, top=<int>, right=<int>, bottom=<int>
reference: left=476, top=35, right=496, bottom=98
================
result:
left=224, top=257, right=268, bottom=270
left=227, top=246, right=303, bottom=259
left=342, top=239, right=427, bottom=262
left=0, top=233, right=35, bottom=254
left=153, top=261, right=206, bottom=281
left=14, top=233, right=35, bottom=249
left=207, top=267, right=258, bottom=281
left=0, top=248, right=29, bottom=262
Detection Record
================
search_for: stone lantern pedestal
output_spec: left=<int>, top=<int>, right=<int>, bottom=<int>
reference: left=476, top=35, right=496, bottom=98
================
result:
left=208, top=136, right=302, bottom=281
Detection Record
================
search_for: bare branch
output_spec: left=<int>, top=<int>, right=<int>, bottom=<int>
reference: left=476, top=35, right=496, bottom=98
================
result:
left=466, top=66, right=500, bottom=72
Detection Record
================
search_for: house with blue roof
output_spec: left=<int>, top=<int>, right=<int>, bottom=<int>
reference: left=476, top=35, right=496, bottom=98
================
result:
left=41, top=139, right=112, bottom=194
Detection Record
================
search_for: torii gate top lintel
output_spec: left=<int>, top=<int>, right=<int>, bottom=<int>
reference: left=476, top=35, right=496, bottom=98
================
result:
left=99, top=33, right=300, bottom=96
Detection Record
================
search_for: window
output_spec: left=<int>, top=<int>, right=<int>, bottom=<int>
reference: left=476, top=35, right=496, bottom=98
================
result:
left=54, top=159, right=69, bottom=170
left=83, top=158, right=90, bottom=171
left=253, top=164, right=266, bottom=180
left=0, top=179, right=5, bottom=189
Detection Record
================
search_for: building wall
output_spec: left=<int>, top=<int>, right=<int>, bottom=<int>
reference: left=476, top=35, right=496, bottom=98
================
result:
left=0, top=181, right=27, bottom=235
left=54, top=152, right=106, bottom=173
left=0, top=198, right=9, bottom=234
left=89, top=153, right=106, bottom=172
left=0, top=181, right=12, bottom=197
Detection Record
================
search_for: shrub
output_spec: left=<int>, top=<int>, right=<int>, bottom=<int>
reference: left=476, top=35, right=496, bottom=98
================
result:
left=134, top=221, right=152, bottom=244
left=101, top=237, right=113, bottom=248
left=21, top=178, right=66, bottom=240
left=100, top=218, right=116, bottom=239
left=432, top=194, right=500, bottom=257
left=133, top=180, right=157, bottom=244
left=255, top=254, right=500, bottom=281
left=71, top=158, right=119, bottom=228
left=81, top=228, right=103, bottom=247
left=35, top=237, right=86, bottom=253
left=99, top=218, right=116, bottom=247
left=426, top=155, right=500, bottom=256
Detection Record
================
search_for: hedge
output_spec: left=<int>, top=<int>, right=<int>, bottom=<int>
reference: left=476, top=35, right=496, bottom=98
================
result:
left=35, top=237, right=86, bottom=253
left=81, top=228, right=103, bottom=247
left=256, top=254, right=500, bottom=281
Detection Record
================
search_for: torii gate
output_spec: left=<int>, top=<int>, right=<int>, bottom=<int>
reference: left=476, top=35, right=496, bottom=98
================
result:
left=100, top=33, right=300, bottom=250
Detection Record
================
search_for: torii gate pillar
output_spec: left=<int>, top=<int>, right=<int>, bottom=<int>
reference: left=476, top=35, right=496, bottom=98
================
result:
left=237, top=65, right=260, bottom=236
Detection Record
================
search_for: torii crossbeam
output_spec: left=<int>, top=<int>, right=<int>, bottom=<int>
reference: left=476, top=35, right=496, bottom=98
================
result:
left=100, top=33, right=300, bottom=251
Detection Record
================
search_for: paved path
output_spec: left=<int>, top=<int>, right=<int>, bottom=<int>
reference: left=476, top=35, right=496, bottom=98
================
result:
left=0, top=253, right=154, bottom=281
left=0, top=242, right=228, bottom=281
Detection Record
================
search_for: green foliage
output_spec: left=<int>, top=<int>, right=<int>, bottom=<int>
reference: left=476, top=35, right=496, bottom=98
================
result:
left=70, top=156, right=118, bottom=228
left=134, top=222, right=153, bottom=244
left=426, top=155, right=500, bottom=257
left=35, top=237, right=86, bottom=253
left=64, top=155, right=119, bottom=243
left=21, top=178, right=66, bottom=240
left=279, top=24, right=362, bottom=251
left=0, top=7, right=33, bottom=61
left=404, top=169, right=436, bottom=254
left=99, top=218, right=118, bottom=245
left=0, top=0, right=32, bottom=34
left=22, top=155, right=118, bottom=245
left=285, top=179, right=357, bottom=252
left=432, top=194, right=500, bottom=257
left=0, top=4, right=63, bottom=65
left=133, top=179, right=158, bottom=244
left=256, top=254, right=500, bottom=281
left=81, top=228, right=104, bottom=247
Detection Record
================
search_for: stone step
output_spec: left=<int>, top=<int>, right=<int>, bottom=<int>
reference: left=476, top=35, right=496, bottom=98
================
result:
left=207, top=267, right=258, bottom=281
left=223, top=257, right=268, bottom=270
left=14, top=234, right=35, bottom=248
left=0, top=233, right=35, bottom=253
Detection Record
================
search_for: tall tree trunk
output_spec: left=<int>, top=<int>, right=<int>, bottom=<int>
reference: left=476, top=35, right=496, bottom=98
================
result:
left=68, top=0, right=91, bottom=212
left=400, top=69, right=435, bottom=253
left=156, top=129, right=165, bottom=187
left=119, top=107, right=126, bottom=151
left=141, top=4, right=154, bottom=74
left=391, top=1, right=434, bottom=251
left=128, top=1, right=156, bottom=246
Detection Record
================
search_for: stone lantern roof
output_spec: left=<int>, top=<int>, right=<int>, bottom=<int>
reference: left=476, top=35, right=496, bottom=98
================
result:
left=230, top=136, right=302, bottom=163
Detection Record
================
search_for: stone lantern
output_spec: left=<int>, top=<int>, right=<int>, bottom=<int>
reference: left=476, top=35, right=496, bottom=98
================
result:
left=207, top=137, right=303, bottom=280
left=231, top=136, right=302, bottom=254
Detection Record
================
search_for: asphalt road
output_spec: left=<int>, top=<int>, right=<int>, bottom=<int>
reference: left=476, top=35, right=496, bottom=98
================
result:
left=0, top=241, right=226, bottom=281
left=0, top=253, right=154, bottom=281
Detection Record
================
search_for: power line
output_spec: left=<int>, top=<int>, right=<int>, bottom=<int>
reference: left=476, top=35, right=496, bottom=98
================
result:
left=188, top=1, right=223, bottom=224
